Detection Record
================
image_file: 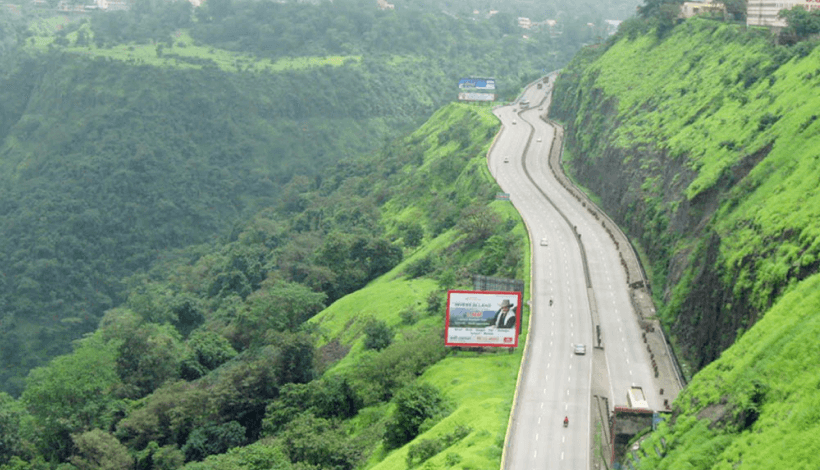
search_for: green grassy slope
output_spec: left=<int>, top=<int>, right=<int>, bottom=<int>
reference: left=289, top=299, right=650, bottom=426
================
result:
left=552, top=19, right=820, bottom=367
left=550, top=18, right=820, bottom=469
left=306, top=103, right=531, bottom=470
left=632, top=273, right=820, bottom=469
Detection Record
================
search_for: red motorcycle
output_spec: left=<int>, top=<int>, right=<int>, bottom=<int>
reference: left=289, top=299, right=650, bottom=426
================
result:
left=563, top=417, right=569, bottom=428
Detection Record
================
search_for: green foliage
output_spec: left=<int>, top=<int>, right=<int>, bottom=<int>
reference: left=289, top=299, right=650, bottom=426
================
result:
left=779, top=6, right=820, bottom=43
left=632, top=274, right=820, bottom=469
left=262, top=376, right=362, bottom=437
left=113, top=321, right=185, bottom=399
left=405, top=425, right=471, bottom=467
left=0, top=392, right=31, bottom=465
left=399, top=306, right=420, bottom=325
left=400, top=221, right=425, bottom=248
left=180, top=330, right=238, bottom=380
left=2, top=10, right=551, bottom=390
left=384, top=383, right=448, bottom=449
left=267, top=332, right=316, bottom=386
left=479, top=233, right=523, bottom=277
left=426, top=290, right=444, bottom=317
left=363, top=319, right=393, bottom=351
left=116, top=346, right=283, bottom=451
left=182, top=421, right=246, bottom=462
left=406, top=438, right=442, bottom=467
left=179, top=438, right=291, bottom=470
left=404, top=254, right=437, bottom=279
left=135, top=441, right=186, bottom=470
left=314, top=231, right=403, bottom=301
left=349, top=326, right=447, bottom=405
left=68, top=430, right=134, bottom=470
left=456, top=204, right=502, bottom=246
left=232, top=280, right=327, bottom=348
left=115, top=380, right=212, bottom=451
left=278, top=413, right=361, bottom=470
left=1, top=75, right=525, bottom=470
left=21, top=334, right=122, bottom=462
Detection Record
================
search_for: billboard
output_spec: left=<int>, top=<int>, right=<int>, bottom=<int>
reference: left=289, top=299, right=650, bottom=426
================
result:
left=458, top=77, right=496, bottom=90
left=445, top=290, right=522, bottom=347
left=458, top=92, right=497, bottom=102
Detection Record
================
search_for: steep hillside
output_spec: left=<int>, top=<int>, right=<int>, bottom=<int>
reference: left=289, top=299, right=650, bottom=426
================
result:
left=0, top=0, right=562, bottom=395
left=552, top=19, right=820, bottom=371
left=0, top=102, right=531, bottom=470
left=550, top=18, right=820, bottom=468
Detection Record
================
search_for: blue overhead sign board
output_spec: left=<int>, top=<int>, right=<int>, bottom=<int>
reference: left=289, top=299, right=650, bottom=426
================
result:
left=458, top=77, right=496, bottom=90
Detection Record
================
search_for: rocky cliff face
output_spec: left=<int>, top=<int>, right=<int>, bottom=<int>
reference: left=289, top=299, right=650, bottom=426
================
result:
left=549, top=21, right=820, bottom=374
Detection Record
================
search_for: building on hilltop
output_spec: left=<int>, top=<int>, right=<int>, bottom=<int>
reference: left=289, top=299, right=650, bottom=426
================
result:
left=517, top=17, right=531, bottom=29
left=377, top=0, right=394, bottom=10
left=747, top=0, right=820, bottom=28
left=679, top=1, right=726, bottom=19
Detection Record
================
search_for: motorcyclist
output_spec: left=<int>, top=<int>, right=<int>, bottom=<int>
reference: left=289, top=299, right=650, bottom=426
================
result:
left=564, top=416, right=569, bottom=427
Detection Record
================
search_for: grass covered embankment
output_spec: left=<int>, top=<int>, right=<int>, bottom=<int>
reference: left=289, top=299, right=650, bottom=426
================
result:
left=307, top=103, right=531, bottom=470
left=550, top=18, right=820, bottom=469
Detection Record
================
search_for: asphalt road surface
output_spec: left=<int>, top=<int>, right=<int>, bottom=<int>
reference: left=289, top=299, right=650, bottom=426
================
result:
left=491, top=76, right=660, bottom=470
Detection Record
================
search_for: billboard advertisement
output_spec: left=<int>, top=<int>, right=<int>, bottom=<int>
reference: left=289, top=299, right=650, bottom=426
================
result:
left=458, top=77, right=496, bottom=90
left=445, top=290, right=522, bottom=347
left=458, top=92, right=497, bottom=102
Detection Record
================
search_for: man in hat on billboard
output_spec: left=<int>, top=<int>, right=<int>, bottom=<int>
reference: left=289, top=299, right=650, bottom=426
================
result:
left=489, top=299, right=516, bottom=329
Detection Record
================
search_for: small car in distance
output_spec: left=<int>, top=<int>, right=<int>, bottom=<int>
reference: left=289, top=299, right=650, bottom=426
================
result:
left=574, top=344, right=586, bottom=355
left=540, top=237, right=548, bottom=246
left=537, top=137, right=542, bottom=142
left=512, top=120, right=517, bottom=125
left=504, top=156, right=510, bottom=163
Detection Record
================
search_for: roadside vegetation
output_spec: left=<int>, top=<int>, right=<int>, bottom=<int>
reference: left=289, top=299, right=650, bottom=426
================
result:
left=0, top=102, right=531, bottom=469
left=551, top=14, right=820, bottom=469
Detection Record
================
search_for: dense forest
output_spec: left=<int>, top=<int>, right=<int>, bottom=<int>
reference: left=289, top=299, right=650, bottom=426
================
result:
left=0, top=99, right=524, bottom=469
left=0, top=0, right=633, bottom=397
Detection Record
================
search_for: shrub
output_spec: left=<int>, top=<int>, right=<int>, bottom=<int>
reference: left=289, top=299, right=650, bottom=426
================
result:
left=363, top=319, right=393, bottom=351
left=383, top=383, right=448, bottom=449
left=182, top=421, right=246, bottom=462
left=406, top=438, right=442, bottom=467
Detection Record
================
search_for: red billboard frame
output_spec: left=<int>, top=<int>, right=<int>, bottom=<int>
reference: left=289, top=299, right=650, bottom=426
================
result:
left=444, top=290, right=522, bottom=348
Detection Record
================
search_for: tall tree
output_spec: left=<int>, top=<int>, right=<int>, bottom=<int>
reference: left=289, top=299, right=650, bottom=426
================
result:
left=21, top=334, right=122, bottom=461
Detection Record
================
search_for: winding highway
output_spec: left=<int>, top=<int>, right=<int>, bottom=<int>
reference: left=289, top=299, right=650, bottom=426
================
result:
left=490, top=76, right=662, bottom=469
